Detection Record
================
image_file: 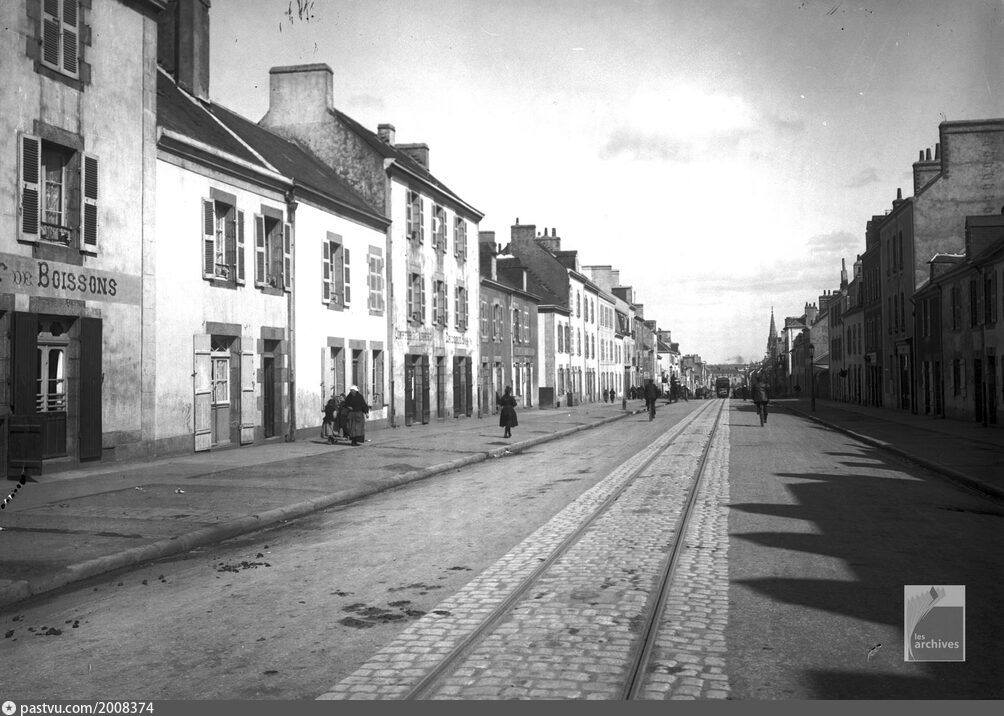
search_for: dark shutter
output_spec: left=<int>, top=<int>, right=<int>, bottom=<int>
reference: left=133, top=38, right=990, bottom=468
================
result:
left=420, top=355, right=431, bottom=424
left=82, top=154, right=98, bottom=249
left=61, top=0, right=78, bottom=75
left=79, top=317, right=103, bottom=461
left=283, top=222, right=292, bottom=291
left=453, top=358, right=461, bottom=416
left=20, top=134, right=41, bottom=241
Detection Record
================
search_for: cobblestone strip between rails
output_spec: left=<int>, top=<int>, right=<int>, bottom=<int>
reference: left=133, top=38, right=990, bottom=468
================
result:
left=317, top=402, right=719, bottom=700
left=639, top=403, right=732, bottom=700
left=425, top=407, right=719, bottom=699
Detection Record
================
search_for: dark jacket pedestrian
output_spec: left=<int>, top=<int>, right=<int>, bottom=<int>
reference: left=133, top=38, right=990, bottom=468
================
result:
left=344, top=385, right=369, bottom=445
left=751, top=375, right=770, bottom=404
left=322, top=391, right=341, bottom=443
left=499, top=386, right=518, bottom=438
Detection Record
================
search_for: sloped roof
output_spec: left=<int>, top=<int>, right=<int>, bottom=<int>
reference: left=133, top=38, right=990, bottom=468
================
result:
left=209, top=103, right=385, bottom=226
left=157, top=70, right=262, bottom=167
left=331, top=109, right=481, bottom=217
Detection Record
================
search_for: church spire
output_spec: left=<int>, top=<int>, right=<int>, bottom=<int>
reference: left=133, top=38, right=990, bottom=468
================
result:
left=768, top=306, right=777, bottom=342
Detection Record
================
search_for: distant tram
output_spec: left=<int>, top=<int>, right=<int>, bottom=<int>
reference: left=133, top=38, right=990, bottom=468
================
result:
left=715, top=377, right=731, bottom=398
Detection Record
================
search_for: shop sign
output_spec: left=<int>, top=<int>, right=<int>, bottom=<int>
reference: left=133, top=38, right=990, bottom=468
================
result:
left=0, top=252, right=141, bottom=305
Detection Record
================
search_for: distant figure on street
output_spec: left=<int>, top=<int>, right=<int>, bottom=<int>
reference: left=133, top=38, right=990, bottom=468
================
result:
left=643, top=378, right=660, bottom=421
left=344, top=385, right=369, bottom=446
left=499, top=385, right=518, bottom=439
left=751, top=372, right=770, bottom=426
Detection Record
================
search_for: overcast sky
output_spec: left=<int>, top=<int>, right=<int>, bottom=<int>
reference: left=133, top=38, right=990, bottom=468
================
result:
left=208, top=0, right=1004, bottom=363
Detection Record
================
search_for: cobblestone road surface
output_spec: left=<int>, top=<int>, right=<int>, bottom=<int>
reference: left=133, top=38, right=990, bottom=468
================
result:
left=318, top=400, right=727, bottom=700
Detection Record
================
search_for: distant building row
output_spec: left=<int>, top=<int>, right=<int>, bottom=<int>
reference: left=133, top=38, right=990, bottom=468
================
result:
left=764, top=118, right=1004, bottom=426
left=0, top=0, right=679, bottom=476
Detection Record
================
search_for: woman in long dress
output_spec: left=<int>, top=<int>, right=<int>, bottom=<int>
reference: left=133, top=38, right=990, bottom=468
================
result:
left=499, top=385, right=518, bottom=439
left=344, top=385, right=370, bottom=446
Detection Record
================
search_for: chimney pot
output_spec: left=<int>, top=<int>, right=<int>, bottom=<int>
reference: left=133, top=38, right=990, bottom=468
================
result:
left=896, top=187, right=902, bottom=200
left=935, top=142, right=941, bottom=159
left=926, top=147, right=932, bottom=161
left=919, top=150, right=925, bottom=162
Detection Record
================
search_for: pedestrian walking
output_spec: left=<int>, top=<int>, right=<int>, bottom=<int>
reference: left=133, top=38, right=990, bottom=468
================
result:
left=643, top=378, right=660, bottom=421
left=344, top=385, right=369, bottom=446
left=499, top=385, right=518, bottom=439
left=751, top=371, right=770, bottom=426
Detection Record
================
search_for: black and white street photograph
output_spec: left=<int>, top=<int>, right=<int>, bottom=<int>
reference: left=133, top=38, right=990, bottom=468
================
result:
left=1, top=0, right=1003, bottom=708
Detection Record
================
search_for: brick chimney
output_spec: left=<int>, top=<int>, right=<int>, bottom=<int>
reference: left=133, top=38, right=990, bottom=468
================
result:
left=510, top=220, right=537, bottom=247
left=158, top=0, right=211, bottom=100
left=479, top=230, right=497, bottom=280
left=397, top=143, right=430, bottom=170
left=912, top=143, right=941, bottom=195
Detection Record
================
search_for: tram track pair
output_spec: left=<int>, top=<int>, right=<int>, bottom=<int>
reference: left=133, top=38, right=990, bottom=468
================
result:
left=376, top=398, right=730, bottom=700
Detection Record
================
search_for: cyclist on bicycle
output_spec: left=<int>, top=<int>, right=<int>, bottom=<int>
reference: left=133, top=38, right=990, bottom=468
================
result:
left=751, top=371, right=770, bottom=426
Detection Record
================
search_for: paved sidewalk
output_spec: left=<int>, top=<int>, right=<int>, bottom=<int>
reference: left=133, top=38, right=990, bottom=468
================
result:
left=0, top=400, right=645, bottom=609
left=778, top=398, right=1004, bottom=502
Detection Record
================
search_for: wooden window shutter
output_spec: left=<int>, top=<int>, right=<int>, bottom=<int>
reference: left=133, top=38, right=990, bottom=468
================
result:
left=235, top=210, right=246, bottom=284
left=343, top=247, right=351, bottom=305
left=61, top=0, right=79, bottom=76
left=377, top=257, right=385, bottom=311
left=283, top=222, right=292, bottom=291
left=524, top=310, right=530, bottom=342
left=406, top=192, right=414, bottom=239
left=202, top=199, right=215, bottom=279
left=420, top=273, right=426, bottom=323
left=322, top=241, right=331, bottom=302
left=407, top=274, right=414, bottom=319
left=42, top=0, right=60, bottom=68
left=418, top=197, right=425, bottom=243
left=442, top=281, right=448, bottom=326
left=333, top=243, right=344, bottom=305
left=20, top=133, right=41, bottom=242
left=254, top=215, right=266, bottom=286
left=224, top=208, right=236, bottom=281
left=454, top=287, right=460, bottom=329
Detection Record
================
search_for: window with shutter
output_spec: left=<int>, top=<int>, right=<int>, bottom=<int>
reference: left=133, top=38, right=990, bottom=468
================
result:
left=40, top=0, right=80, bottom=79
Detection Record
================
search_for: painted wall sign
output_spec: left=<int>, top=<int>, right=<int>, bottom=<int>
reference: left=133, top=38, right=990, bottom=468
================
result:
left=0, top=252, right=141, bottom=305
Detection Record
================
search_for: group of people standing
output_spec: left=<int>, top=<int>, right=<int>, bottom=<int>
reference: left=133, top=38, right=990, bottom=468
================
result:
left=321, top=385, right=370, bottom=446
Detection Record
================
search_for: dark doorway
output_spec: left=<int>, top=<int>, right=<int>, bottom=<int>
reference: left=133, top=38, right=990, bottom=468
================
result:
left=263, top=354, right=276, bottom=438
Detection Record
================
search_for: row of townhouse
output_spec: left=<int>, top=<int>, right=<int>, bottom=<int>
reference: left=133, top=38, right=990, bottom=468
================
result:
left=0, top=0, right=678, bottom=477
left=765, top=118, right=1004, bottom=427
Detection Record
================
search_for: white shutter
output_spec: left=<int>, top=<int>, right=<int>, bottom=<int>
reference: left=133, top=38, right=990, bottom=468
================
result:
left=193, top=334, right=212, bottom=452
left=19, top=133, right=41, bottom=242
left=254, top=215, right=266, bottom=287
left=283, top=222, right=292, bottom=291
left=202, top=200, right=215, bottom=278
left=235, top=210, right=246, bottom=284
left=343, top=247, right=351, bottom=305
left=322, top=241, right=331, bottom=303
left=240, top=338, right=256, bottom=444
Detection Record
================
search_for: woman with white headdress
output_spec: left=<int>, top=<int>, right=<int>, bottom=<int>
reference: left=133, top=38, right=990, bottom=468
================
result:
left=344, top=385, right=370, bottom=446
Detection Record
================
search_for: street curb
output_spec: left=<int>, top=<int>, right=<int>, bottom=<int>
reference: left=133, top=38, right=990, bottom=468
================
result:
left=783, top=405, right=1004, bottom=503
left=0, top=407, right=644, bottom=610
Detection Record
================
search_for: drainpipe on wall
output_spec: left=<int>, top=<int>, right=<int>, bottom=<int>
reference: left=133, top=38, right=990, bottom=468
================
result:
left=285, top=186, right=298, bottom=442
